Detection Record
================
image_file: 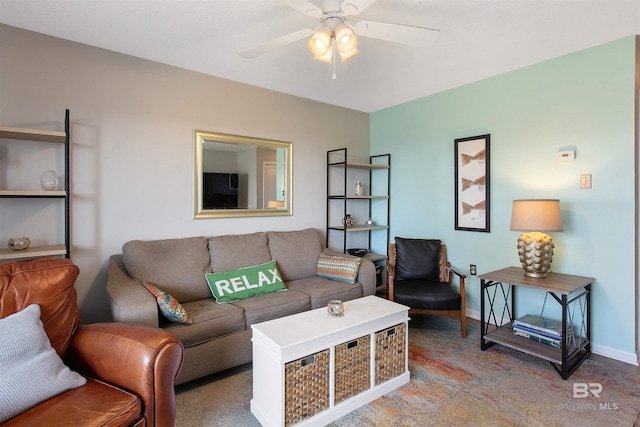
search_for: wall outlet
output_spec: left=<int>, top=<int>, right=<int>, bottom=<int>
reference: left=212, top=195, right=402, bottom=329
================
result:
left=470, top=264, right=477, bottom=275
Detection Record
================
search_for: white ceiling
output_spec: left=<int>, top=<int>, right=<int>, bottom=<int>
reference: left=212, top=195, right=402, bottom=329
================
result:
left=1, top=0, right=639, bottom=113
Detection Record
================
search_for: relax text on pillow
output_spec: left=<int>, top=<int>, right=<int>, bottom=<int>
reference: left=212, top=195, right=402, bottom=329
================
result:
left=205, top=260, right=287, bottom=303
left=213, top=267, right=281, bottom=296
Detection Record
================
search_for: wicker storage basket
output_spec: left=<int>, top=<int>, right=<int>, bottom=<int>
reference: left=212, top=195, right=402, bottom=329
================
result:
left=374, top=323, right=406, bottom=385
left=334, top=334, right=371, bottom=404
left=284, top=349, right=330, bottom=426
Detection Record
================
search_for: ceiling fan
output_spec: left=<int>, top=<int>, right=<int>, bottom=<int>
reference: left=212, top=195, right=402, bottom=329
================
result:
left=239, top=0, right=439, bottom=69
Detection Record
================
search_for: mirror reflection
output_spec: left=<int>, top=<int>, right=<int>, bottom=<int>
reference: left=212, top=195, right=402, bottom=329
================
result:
left=194, top=131, right=292, bottom=218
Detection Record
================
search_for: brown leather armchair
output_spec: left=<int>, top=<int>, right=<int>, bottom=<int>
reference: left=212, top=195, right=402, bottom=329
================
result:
left=0, top=257, right=184, bottom=426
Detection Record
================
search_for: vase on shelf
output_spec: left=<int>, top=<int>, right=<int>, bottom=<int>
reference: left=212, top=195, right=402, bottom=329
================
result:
left=342, top=214, right=355, bottom=228
left=41, top=170, right=58, bottom=191
left=355, top=181, right=363, bottom=196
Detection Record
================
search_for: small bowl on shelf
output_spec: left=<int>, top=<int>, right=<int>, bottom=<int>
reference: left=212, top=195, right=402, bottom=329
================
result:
left=347, top=248, right=369, bottom=257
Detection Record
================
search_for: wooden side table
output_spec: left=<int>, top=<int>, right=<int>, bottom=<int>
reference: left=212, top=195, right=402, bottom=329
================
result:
left=479, top=267, right=593, bottom=379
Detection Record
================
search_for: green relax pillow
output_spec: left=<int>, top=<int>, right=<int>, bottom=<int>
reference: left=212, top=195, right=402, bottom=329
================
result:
left=317, top=253, right=361, bottom=284
left=205, top=260, right=287, bottom=303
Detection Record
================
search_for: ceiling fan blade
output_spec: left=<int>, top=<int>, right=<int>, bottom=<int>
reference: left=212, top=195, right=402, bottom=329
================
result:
left=239, top=28, right=314, bottom=59
left=280, top=0, right=323, bottom=18
left=353, top=20, right=440, bottom=48
left=341, top=0, right=377, bottom=16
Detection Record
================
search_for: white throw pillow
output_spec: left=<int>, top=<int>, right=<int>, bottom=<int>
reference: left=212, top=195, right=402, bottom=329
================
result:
left=0, top=304, right=87, bottom=422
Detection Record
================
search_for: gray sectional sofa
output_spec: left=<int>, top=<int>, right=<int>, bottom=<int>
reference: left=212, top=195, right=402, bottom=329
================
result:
left=105, top=228, right=376, bottom=385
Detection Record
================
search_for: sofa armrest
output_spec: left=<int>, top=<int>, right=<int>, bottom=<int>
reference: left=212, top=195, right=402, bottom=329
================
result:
left=66, top=322, right=184, bottom=427
left=106, top=255, right=159, bottom=326
left=356, top=257, right=376, bottom=296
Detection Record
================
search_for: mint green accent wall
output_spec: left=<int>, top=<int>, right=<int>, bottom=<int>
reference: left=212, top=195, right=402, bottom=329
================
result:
left=371, top=37, right=637, bottom=354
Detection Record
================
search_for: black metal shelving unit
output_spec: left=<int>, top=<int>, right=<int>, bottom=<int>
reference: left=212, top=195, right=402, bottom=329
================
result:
left=0, top=109, right=71, bottom=261
left=326, top=148, right=390, bottom=289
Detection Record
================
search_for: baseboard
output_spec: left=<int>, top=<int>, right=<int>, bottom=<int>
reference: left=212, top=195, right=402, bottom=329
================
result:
left=464, top=309, right=639, bottom=367
left=591, top=343, right=639, bottom=366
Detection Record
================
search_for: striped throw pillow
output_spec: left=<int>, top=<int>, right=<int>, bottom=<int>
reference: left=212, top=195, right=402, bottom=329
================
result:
left=317, top=253, right=361, bottom=284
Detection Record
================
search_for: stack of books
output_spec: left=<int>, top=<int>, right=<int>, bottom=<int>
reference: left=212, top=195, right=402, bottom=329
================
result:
left=512, top=314, right=572, bottom=348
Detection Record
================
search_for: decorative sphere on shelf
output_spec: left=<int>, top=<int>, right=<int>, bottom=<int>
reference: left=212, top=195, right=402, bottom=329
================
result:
left=8, top=237, right=30, bottom=251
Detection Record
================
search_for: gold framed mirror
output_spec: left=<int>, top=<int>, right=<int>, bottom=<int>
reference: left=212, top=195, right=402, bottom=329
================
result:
left=194, top=130, right=292, bottom=218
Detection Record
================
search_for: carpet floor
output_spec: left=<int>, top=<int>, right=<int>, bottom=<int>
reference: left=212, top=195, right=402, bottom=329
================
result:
left=175, top=315, right=640, bottom=426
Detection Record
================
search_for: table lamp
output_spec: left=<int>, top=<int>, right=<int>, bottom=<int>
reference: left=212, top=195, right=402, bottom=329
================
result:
left=510, top=199, right=563, bottom=278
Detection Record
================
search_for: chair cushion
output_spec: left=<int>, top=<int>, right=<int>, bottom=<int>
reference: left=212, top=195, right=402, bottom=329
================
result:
left=394, top=237, right=441, bottom=281
left=2, top=378, right=141, bottom=427
left=0, top=304, right=86, bottom=423
left=393, top=280, right=461, bottom=311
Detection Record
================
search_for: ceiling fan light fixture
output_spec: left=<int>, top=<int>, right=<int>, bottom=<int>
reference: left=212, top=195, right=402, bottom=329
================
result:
left=308, top=26, right=332, bottom=59
left=335, top=23, right=359, bottom=62
left=309, top=49, right=333, bottom=63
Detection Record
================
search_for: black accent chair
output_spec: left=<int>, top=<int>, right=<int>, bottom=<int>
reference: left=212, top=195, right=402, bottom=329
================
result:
left=387, top=237, right=467, bottom=338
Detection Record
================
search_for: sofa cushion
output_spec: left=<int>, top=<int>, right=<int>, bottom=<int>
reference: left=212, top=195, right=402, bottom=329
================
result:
left=209, top=232, right=272, bottom=272
left=231, top=290, right=310, bottom=328
left=123, top=237, right=212, bottom=303
left=142, top=282, right=192, bottom=324
left=0, top=304, right=86, bottom=423
left=286, top=276, right=363, bottom=309
left=317, top=253, right=361, bottom=284
left=163, top=299, right=245, bottom=347
left=2, top=378, right=141, bottom=427
left=267, top=228, right=322, bottom=281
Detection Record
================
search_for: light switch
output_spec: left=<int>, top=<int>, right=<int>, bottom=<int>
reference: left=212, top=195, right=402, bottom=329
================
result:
left=580, top=174, right=591, bottom=189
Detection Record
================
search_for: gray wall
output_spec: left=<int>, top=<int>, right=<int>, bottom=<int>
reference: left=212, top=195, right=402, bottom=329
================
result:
left=0, top=24, right=370, bottom=323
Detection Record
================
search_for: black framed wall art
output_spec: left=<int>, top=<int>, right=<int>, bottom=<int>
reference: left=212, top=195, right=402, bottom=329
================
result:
left=454, top=134, right=490, bottom=232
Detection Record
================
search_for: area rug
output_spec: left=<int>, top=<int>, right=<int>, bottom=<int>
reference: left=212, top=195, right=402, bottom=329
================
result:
left=175, top=316, right=640, bottom=426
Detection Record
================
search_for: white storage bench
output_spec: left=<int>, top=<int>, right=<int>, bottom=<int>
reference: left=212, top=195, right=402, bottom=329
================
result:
left=250, top=296, right=410, bottom=427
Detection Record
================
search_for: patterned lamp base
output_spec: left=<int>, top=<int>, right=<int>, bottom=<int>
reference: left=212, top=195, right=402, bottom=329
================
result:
left=516, top=232, right=554, bottom=278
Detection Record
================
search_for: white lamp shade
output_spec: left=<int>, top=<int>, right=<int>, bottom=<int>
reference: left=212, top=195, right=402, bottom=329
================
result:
left=335, top=24, right=359, bottom=62
left=308, top=27, right=333, bottom=63
left=510, top=199, right=563, bottom=232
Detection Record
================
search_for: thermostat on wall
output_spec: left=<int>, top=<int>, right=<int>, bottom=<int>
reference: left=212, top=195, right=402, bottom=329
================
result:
left=558, top=150, right=575, bottom=161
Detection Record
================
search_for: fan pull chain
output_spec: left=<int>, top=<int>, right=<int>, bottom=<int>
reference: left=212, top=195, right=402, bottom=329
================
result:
left=332, top=37, right=337, bottom=80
